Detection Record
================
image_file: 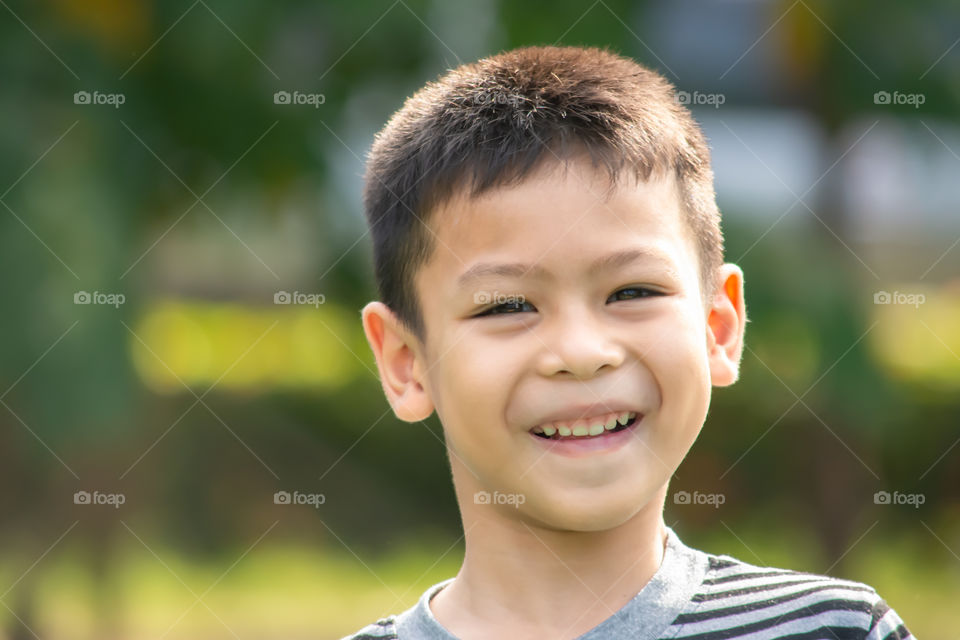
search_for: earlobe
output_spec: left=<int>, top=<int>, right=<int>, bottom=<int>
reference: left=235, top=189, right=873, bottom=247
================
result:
left=706, top=265, right=747, bottom=387
left=361, top=301, right=435, bottom=422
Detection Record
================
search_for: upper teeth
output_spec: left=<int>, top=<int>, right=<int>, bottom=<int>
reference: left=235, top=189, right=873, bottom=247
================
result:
left=532, top=411, right=637, bottom=438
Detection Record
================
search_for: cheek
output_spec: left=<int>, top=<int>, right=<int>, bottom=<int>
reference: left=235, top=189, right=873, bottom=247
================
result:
left=428, top=336, right=520, bottom=447
left=658, top=315, right=712, bottom=447
left=640, top=308, right=711, bottom=406
left=636, top=306, right=703, bottom=357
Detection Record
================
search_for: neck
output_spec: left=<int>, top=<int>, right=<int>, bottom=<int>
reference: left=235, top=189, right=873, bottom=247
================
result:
left=430, top=483, right=669, bottom=638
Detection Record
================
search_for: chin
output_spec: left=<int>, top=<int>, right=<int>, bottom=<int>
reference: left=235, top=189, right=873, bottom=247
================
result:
left=522, top=489, right=649, bottom=532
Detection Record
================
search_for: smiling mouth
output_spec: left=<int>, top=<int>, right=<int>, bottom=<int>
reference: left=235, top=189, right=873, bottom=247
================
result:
left=531, top=413, right=640, bottom=440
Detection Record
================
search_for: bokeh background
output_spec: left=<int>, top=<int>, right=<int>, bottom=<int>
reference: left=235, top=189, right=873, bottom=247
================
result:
left=1, top=0, right=958, bottom=638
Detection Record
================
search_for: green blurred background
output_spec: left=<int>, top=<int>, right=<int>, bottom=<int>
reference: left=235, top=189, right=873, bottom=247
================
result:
left=1, top=0, right=958, bottom=638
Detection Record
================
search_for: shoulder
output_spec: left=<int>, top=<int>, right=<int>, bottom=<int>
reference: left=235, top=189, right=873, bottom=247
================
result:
left=667, top=552, right=913, bottom=639
left=337, top=577, right=453, bottom=640
left=337, top=616, right=399, bottom=640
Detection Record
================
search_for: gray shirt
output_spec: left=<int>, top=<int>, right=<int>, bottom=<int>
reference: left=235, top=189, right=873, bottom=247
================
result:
left=341, top=525, right=914, bottom=639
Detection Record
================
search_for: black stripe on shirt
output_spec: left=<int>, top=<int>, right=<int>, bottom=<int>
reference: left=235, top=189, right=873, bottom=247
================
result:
left=678, top=584, right=880, bottom=624
left=671, top=598, right=876, bottom=640
left=883, top=624, right=912, bottom=640
left=694, top=578, right=875, bottom=603
left=709, top=557, right=740, bottom=570
left=763, top=625, right=867, bottom=640
left=701, top=568, right=809, bottom=585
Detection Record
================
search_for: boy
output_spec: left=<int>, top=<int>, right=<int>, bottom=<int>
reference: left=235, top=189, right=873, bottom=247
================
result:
left=347, top=46, right=913, bottom=639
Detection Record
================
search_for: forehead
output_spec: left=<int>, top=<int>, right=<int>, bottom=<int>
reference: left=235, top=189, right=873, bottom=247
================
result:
left=420, top=160, right=696, bottom=287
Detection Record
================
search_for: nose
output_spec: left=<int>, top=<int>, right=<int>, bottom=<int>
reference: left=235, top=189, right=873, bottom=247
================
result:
left=537, top=306, right=626, bottom=378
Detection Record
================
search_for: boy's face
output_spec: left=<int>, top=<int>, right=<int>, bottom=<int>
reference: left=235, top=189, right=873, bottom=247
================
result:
left=363, top=159, right=745, bottom=532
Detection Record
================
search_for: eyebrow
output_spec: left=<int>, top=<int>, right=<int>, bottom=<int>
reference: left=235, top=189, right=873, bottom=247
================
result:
left=456, top=247, right=678, bottom=288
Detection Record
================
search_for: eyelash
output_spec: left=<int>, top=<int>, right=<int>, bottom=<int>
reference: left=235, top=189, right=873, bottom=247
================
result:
left=473, top=287, right=663, bottom=317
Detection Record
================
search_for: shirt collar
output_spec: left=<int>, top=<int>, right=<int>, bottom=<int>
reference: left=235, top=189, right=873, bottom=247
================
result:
left=395, top=524, right=710, bottom=639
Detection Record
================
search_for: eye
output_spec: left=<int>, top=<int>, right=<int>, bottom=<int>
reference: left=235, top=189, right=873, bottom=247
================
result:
left=474, top=298, right=536, bottom=317
left=609, top=286, right=663, bottom=302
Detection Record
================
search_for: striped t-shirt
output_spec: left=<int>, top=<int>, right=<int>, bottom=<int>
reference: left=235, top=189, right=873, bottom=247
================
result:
left=340, top=525, right=914, bottom=639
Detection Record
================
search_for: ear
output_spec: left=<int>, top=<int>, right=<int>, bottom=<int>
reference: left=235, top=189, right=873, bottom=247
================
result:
left=706, top=264, right=747, bottom=387
left=361, top=301, right=435, bottom=422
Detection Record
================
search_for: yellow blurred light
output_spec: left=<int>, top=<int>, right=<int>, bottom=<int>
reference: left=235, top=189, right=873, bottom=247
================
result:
left=129, top=298, right=367, bottom=393
left=869, top=284, right=960, bottom=390
left=53, top=0, right=151, bottom=56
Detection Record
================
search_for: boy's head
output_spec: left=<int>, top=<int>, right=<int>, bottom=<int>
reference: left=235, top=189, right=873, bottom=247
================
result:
left=361, top=45, right=746, bottom=531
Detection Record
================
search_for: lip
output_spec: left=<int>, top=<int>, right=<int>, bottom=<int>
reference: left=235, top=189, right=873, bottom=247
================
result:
left=529, top=415, right=642, bottom=458
left=529, top=402, right=641, bottom=429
